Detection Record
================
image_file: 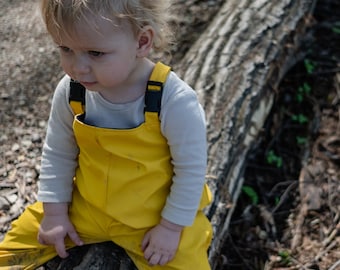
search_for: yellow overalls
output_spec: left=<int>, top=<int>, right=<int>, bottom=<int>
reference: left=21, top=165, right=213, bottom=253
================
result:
left=0, top=62, right=213, bottom=269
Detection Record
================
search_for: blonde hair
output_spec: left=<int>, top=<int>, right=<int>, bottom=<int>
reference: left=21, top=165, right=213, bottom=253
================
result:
left=41, top=0, right=173, bottom=53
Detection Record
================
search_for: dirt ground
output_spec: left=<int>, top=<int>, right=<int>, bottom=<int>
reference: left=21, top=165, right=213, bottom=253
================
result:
left=0, top=0, right=339, bottom=269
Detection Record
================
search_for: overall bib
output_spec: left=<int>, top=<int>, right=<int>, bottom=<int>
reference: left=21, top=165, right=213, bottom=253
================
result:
left=0, top=62, right=213, bottom=270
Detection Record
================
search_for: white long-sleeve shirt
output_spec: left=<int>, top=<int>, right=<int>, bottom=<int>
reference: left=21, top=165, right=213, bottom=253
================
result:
left=37, top=71, right=207, bottom=226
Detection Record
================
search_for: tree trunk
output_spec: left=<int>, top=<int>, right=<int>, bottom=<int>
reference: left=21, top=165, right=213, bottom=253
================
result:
left=175, top=0, right=316, bottom=267
left=42, top=242, right=137, bottom=270
left=43, top=0, right=316, bottom=269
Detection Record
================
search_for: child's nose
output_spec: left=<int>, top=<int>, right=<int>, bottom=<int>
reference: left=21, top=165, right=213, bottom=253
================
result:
left=72, top=56, right=90, bottom=75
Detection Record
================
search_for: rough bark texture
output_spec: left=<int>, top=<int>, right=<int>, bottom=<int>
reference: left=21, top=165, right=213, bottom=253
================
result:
left=43, top=242, right=137, bottom=270
left=43, top=0, right=317, bottom=269
left=175, top=0, right=316, bottom=267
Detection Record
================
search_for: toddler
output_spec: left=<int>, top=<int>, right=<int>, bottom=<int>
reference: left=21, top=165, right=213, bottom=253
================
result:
left=0, top=0, right=213, bottom=269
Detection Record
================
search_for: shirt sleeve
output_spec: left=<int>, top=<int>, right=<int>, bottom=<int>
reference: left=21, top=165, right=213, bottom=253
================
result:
left=37, top=75, right=79, bottom=202
left=160, top=72, right=207, bottom=226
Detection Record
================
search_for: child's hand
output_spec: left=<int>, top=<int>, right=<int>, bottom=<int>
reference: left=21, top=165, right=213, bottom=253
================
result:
left=37, top=203, right=83, bottom=258
left=141, top=218, right=183, bottom=266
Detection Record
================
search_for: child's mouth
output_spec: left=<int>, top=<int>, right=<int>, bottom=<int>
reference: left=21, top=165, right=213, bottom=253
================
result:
left=80, top=81, right=97, bottom=88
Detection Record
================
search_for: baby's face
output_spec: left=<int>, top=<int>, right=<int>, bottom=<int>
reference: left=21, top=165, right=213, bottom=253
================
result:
left=54, top=15, right=142, bottom=95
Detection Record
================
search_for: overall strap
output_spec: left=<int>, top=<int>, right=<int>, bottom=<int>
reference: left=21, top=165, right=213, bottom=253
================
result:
left=69, top=79, right=86, bottom=115
left=68, top=62, right=171, bottom=115
left=144, top=62, right=171, bottom=114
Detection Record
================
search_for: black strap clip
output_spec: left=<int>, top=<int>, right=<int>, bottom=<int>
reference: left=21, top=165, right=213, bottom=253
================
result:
left=69, top=79, right=86, bottom=106
left=144, top=81, right=163, bottom=114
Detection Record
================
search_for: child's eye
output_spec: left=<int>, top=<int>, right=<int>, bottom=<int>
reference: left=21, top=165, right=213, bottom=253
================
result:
left=88, top=51, right=104, bottom=57
left=58, top=46, right=71, bottom=53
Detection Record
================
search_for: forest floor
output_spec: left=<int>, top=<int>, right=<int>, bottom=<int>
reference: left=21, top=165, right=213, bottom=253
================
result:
left=0, top=0, right=339, bottom=269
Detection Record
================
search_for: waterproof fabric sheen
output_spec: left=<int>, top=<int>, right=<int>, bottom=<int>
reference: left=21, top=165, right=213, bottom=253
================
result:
left=0, top=62, right=213, bottom=270
left=74, top=111, right=174, bottom=228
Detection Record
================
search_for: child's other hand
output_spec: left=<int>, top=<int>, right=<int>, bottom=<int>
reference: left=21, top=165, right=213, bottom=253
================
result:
left=141, top=219, right=183, bottom=266
left=38, top=203, right=83, bottom=258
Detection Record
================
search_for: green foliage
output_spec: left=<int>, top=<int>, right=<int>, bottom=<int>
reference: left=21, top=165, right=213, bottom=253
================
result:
left=291, top=114, right=308, bottom=124
left=330, top=21, right=340, bottom=34
left=304, top=59, right=317, bottom=74
left=278, top=250, right=292, bottom=265
left=332, top=26, right=340, bottom=34
left=266, top=150, right=283, bottom=168
left=242, top=186, right=259, bottom=205
left=296, top=136, right=307, bottom=145
left=296, top=82, right=312, bottom=102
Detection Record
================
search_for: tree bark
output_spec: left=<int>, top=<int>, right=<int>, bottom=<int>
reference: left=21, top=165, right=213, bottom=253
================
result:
left=175, top=0, right=316, bottom=268
left=42, top=242, right=137, bottom=270
left=43, top=0, right=316, bottom=269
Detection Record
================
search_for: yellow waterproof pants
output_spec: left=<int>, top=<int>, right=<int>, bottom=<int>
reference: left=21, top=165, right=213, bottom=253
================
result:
left=0, top=188, right=212, bottom=270
left=0, top=62, right=213, bottom=269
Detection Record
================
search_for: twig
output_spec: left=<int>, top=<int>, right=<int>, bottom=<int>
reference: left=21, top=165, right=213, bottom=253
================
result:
left=268, top=180, right=296, bottom=197
left=291, top=203, right=308, bottom=251
left=335, top=73, right=340, bottom=133
left=328, top=259, right=340, bottom=270
left=224, top=233, right=256, bottom=270
left=304, top=68, right=340, bottom=76
left=314, top=240, right=338, bottom=262
left=271, top=181, right=298, bottom=214
left=289, top=256, right=310, bottom=270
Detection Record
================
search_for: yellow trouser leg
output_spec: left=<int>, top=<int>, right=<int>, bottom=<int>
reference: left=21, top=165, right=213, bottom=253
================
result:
left=71, top=189, right=213, bottom=270
left=0, top=189, right=113, bottom=270
left=0, top=189, right=212, bottom=270
left=0, top=202, right=59, bottom=270
left=109, top=211, right=213, bottom=270
left=0, top=197, right=107, bottom=269
left=72, top=189, right=213, bottom=270
left=70, top=187, right=213, bottom=270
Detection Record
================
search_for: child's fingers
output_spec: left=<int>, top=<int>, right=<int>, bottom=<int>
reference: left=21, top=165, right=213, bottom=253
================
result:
left=68, top=229, right=83, bottom=246
left=54, top=238, right=68, bottom=258
left=37, top=234, right=46, bottom=245
left=147, top=252, right=172, bottom=266
left=148, top=252, right=161, bottom=266
left=143, top=246, right=153, bottom=260
left=159, top=254, right=171, bottom=266
left=141, top=231, right=151, bottom=251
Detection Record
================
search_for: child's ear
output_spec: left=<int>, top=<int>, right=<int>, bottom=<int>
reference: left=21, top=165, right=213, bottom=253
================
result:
left=136, top=26, right=154, bottom=57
